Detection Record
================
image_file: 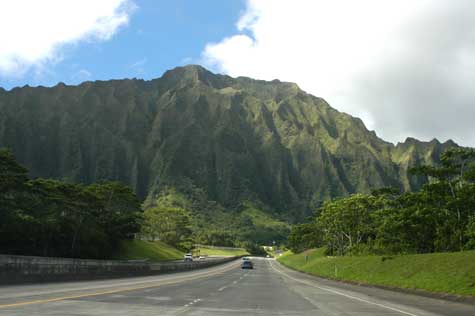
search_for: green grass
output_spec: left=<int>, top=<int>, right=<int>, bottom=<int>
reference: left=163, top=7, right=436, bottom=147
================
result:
left=278, top=248, right=475, bottom=296
left=115, top=240, right=184, bottom=262
left=239, top=202, right=290, bottom=244
left=194, top=246, right=249, bottom=257
left=241, top=202, right=289, bottom=231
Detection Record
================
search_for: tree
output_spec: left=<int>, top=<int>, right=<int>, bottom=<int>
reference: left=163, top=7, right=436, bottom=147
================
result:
left=195, top=230, right=236, bottom=247
left=373, top=191, right=441, bottom=254
left=25, top=179, right=100, bottom=257
left=287, top=222, right=322, bottom=253
left=289, top=149, right=475, bottom=256
left=411, top=147, right=475, bottom=251
left=242, top=241, right=267, bottom=256
left=0, top=149, right=39, bottom=255
left=0, top=149, right=29, bottom=238
left=318, top=194, right=378, bottom=255
left=0, top=149, right=143, bottom=259
left=141, top=206, right=193, bottom=250
left=465, top=216, right=475, bottom=250
left=87, top=182, right=142, bottom=244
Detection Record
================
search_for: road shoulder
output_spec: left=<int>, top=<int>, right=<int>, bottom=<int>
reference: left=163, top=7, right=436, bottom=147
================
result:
left=271, top=259, right=475, bottom=316
left=276, top=257, right=475, bottom=305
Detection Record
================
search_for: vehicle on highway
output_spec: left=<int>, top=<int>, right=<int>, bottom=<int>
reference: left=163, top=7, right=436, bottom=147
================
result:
left=199, top=255, right=206, bottom=260
left=184, top=253, right=193, bottom=262
left=241, top=260, right=253, bottom=269
left=242, top=257, right=251, bottom=261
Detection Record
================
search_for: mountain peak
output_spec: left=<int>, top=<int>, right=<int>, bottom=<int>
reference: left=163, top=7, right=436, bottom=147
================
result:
left=160, top=64, right=233, bottom=89
left=160, top=65, right=304, bottom=94
left=170, top=64, right=210, bottom=74
left=162, top=64, right=213, bottom=81
left=444, top=139, right=457, bottom=146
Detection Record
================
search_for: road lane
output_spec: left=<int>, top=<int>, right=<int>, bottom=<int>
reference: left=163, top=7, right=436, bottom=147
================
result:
left=0, top=259, right=240, bottom=309
left=269, top=259, right=475, bottom=316
left=0, top=257, right=474, bottom=315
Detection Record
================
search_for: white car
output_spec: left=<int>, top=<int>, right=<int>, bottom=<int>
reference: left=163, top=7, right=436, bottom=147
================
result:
left=184, top=253, right=193, bottom=262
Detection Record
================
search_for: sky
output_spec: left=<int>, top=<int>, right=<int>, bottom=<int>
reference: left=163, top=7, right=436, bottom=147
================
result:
left=0, top=0, right=244, bottom=87
left=1, top=0, right=475, bottom=147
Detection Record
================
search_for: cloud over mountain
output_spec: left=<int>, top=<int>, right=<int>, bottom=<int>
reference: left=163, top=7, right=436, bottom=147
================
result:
left=203, top=0, right=475, bottom=146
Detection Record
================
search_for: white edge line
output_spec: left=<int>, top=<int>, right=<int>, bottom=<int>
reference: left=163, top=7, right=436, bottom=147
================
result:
left=269, top=260, right=419, bottom=316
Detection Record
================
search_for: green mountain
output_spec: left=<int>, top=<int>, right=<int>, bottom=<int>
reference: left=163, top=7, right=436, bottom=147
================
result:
left=0, top=65, right=456, bottom=225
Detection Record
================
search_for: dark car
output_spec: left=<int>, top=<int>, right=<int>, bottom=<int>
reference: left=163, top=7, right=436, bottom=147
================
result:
left=241, top=260, right=253, bottom=269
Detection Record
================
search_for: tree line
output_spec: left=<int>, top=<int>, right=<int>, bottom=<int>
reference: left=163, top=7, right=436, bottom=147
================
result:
left=139, top=186, right=274, bottom=255
left=0, top=149, right=142, bottom=259
left=0, top=149, right=264, bottom=258
left=288, top=148, right=475, bottom=256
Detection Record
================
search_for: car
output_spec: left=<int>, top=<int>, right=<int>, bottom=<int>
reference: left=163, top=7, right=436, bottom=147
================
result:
left=242, top=257, right=251, bottom=261
left=183, top=253, right=193, bottom=262
left=241, top=260, right=253, bottom=269
left=199, top=255, right=206, bottom=260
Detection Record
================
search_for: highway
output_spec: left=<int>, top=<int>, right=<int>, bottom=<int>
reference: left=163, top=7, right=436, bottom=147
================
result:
left=0, top=257, right=474, bottom=316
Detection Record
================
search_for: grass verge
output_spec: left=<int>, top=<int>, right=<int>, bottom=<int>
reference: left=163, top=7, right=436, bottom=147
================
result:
left=278, top=248, right=475, bottom=296
left=194, top=246, right=249, bottom=257
left=115, top=240, right=184, bottom=262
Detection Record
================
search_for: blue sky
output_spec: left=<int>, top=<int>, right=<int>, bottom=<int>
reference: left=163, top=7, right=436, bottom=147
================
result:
left=1, top=0, right=475, bottom=146
left=0, top=0, right=244, bottom=90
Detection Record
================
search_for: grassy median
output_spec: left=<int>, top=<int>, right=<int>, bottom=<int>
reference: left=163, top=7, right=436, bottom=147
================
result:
left=194, top=246, right=249, bottom=257
left=278, top=248, right=475, bottom=296
left=115, top=240, right=184, bottom=262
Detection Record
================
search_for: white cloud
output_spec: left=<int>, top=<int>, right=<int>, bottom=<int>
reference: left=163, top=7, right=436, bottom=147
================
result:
left=127, top=57, right=147, bottom=75
left=180, top=57, right=193, bottom=65
left=129, top=58, right=147, bottom=68
left=203, top=0, right=475, bottom=146
left=71, top=69, right=92, bottom=82
left=0, top=0, right=135, bottom=77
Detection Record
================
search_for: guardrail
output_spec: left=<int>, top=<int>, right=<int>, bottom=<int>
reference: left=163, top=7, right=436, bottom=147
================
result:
left=0, top=254, right=238, bottom=285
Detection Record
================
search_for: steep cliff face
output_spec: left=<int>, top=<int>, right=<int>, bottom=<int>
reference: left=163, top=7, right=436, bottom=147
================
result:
left=391, top=138, right=457, bottom=191
left=0, top=65, right=457, bottom=220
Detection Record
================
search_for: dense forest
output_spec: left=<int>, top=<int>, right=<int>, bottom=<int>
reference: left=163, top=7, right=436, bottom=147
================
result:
left=0, top=149, right=284, bottom=257
left=288, top=148, right=475, bottom=255
left=0, top=149, right=142, bottom=259
left=3, top=146, right=475, bottom=258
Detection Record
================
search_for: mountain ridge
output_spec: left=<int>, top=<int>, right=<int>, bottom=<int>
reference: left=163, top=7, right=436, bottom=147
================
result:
left=0, top=65, right=459, bottom=222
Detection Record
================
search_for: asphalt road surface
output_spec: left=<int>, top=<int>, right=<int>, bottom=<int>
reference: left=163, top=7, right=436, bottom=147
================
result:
left=0, top=257, right=474, bottom=316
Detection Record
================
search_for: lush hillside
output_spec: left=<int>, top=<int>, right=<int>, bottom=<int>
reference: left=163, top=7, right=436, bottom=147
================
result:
left=278, top=248, right=475, bottom=296
left=115, top=240, right=184, bottom=262
left=194, top=246, right=248, bottom=257
left=0, top=65, right=457, bottom=231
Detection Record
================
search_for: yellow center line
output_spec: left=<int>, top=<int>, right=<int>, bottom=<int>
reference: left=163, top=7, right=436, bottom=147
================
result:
left=0, top=261, right=240, bottom=310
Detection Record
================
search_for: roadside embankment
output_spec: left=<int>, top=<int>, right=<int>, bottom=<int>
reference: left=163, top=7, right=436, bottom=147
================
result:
left=278, top=248, right=475, bottom=297
left=0, top=254, right=237, bottom=285
left=114, top=240, right=184, bottom=262
left=193, top=244, right=249, bottom=257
